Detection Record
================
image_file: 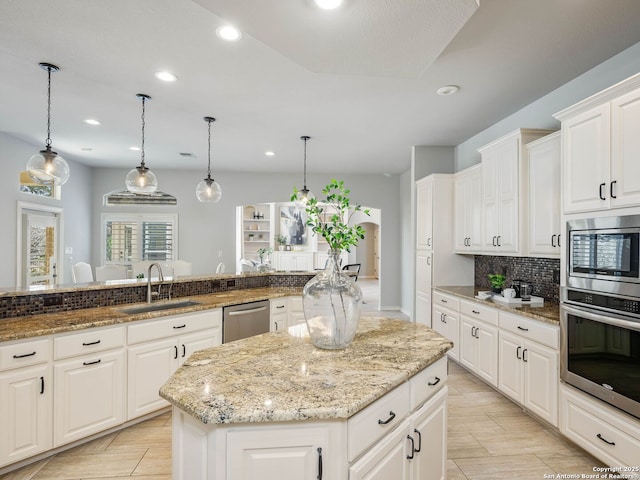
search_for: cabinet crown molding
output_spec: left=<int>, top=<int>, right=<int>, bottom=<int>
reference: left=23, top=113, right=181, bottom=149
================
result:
left=554, top=71, right=640, bottom=121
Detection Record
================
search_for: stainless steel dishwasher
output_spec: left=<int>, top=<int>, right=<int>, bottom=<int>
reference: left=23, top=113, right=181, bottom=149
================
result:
left=222, top=300, right=270, bottom=343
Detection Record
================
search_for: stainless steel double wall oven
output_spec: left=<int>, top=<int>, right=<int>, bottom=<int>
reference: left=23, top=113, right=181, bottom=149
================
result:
left=562, top=215, right=640, bottom=419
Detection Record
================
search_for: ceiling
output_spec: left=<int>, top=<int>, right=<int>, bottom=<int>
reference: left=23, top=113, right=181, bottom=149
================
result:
left=1, top=0, right=640, bottom=176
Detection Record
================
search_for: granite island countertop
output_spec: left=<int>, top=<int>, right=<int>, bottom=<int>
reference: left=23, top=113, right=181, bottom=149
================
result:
left=433, top=285, right=560, bottom=324
left=159, top=317, right=453, bottom=425
left=0, top=287, right=301, bottom=343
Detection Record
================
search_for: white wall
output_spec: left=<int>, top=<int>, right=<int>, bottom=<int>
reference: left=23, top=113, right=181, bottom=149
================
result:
left=91, top=168, right=403, bottom=309
left=455, top=41, right=640, bottom=171
left=0, top=133, right=93, bottom=286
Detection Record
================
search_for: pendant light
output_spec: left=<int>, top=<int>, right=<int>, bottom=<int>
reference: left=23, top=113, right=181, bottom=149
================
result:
left=125, top=94, right=158, bottom=194
left=26, top=63, right=70, bottom=186
left=195, top=116, right=222, bottom=203
left=295, top=135, right=314, bottom=205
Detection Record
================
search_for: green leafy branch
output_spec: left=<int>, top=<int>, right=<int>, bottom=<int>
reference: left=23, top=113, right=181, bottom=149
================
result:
left=292, top=179, right=370, bottom=252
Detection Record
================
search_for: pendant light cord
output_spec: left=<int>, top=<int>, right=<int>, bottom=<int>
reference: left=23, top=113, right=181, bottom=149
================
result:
left=301, top=135, right=310, bottom=191
left=140, top=96, right=146, bottom=168
left=45, top=66, right=52, bottom=148
left=207, top=119, right=212, bottom=179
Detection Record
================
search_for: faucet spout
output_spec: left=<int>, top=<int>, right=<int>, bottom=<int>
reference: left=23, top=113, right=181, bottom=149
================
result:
left=147, top=263, right=164, bottom=303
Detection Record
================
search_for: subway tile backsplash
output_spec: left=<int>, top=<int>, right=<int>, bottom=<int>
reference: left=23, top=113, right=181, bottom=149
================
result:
left=474, top=256, right=560, bottom=303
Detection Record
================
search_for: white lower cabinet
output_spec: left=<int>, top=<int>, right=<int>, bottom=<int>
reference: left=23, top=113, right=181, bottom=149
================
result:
left=431, top=296, right=459, bottom=362
left=0, top=338, right=52, bottom=468
left=498, top=330, right=558, bottom=426
left=53, top=348, right=125, bottom=447
left=459, top=317, right=499, bottom=387
left=171, top=357, right=448, bottom=480
left=560, top=384, right=640, bottom=468
left=227, top=425, right=334, bottom=480
left=127, top=311, right=221, bottom=420
left=270, top=298, right=289, bottom=332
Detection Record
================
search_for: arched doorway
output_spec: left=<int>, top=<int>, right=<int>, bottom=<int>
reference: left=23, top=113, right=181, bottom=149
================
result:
left=350, top=208, right=381, bottom=311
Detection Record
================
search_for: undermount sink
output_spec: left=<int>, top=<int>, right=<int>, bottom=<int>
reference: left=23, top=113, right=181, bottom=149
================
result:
left=119, top=300, right=201, bottom=315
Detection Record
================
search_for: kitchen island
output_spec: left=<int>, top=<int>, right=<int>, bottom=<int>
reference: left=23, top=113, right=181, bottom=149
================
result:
left=159, top=317, right=452, bottom=480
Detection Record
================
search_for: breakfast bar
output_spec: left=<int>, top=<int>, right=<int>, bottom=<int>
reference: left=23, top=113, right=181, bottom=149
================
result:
left=159, top=317, right=452, bottom=480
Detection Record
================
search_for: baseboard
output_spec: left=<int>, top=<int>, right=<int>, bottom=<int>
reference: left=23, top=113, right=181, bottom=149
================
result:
left=400, top=307, right=412, bottom=320
left=380, top=305, right=402, bottom=311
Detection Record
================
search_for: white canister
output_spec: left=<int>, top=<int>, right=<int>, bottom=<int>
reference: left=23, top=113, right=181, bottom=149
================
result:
left=502, top=288, right=516, bottom=298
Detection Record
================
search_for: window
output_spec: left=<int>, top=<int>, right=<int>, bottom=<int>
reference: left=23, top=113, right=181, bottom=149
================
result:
left=102, top=214, right=177, bottom=267
left=19, top=171, right=61, bottom=199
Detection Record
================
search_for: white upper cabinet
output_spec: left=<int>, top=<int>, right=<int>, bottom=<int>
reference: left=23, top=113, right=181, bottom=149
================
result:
left=527, top=132, right=561, bottom=257
left=416, top=177, right=434, bottom=250
left=479, top=129, right=554, bottom=255
left=555, top=75, right=640, bottom=214
left=453, top=164, right=482, bottom=254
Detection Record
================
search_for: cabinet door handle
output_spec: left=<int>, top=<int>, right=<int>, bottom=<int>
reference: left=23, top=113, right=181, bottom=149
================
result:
left=317, top=447, right=323, bottom=480
left=173, top=324, right=186, bottom=329
left=442, top=314, right=447, bottom=324
left=82, top=359, right=101, bottom=366
left=428, top=376, right=441, bottom=386
left=274, top=321, right=279, bottom=331
left=551, top=234, right=556, bottom=247
left=517, top=326, right=529, bottom=332
left=426, top=256, right=431, bottom=266
left=82, top=340, right=101, bottom=346
left=599, top=182, right=606, bottom=200
left=474, top=327, right=480, bottom=339
left=182, top=344, right=186, bottom=358
left=492, top=236, right=497, bottom=246
left=516, top=346, right=522, bottom=360
left=497, top=235, right=501, bottom=247
left=13, top=351, right=36, bottom=359
left=427, top=237, right=431, bottom=247
left=406, top=435, right=415, bottom=459
left=378, top=411, right=396, bottom=425
left=40, top=376, right=45, bottom=395
left=471, top=326, right=476, bottom=337
left=174, top=345, right=178, bottom=360
left=558, top=234, right=561, bottom=247
left=413, top=429, right=422, bottom=452
left=596, top=433, right=616, bottom=446
left=610, top=180, right=617, bottom=199
left=523, top=348, right=528, bottom=363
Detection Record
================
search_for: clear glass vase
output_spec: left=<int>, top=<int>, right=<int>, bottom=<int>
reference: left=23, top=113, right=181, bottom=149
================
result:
left=302, top=250, right=362, bottom=349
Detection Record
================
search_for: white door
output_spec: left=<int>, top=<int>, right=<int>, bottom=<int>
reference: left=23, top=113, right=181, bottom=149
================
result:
left=523, top=341, right=558, bottom=426
left=410, top=388, right=447, bottom=480
left=497, top=331, right=523, bottom=403
left=496, top=137, right=519, bottom=253
left=349, top=419, right=410, bottom=480
left=611, top=87, right=640, bottom=208
left=459, top=317, right=476, bottom=371
left=20, top=207, right=62, bottom=287
left=475, top=323, right=499, bottom=387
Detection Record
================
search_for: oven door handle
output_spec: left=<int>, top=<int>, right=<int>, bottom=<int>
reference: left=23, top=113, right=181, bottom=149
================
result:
left=561, top=304, right=640, bottom=332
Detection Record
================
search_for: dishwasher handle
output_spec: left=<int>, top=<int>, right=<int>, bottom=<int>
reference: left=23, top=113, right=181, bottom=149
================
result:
left=227, top=306, right=268, bottom=316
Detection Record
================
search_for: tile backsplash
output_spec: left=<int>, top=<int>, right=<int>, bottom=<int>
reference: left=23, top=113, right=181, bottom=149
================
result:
left=474, top=256, right=560, bottom=303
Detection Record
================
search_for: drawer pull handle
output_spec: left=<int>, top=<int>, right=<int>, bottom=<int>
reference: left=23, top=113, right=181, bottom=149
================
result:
left=428, top=376, right=441, bottom=387
left=517, top=326, right=529, bottom=332
left=317, top=447, right=323, bottom=480
left=82, top=359, right=101, bottom=366
left=378, top=411, right=396, bottom=425
left=40, top=376, right=45, bottom=395
left=173, top=324, right=186, bottom=329
left=472, top=310, right=480, bottom=314
left=276, top=305, right=285, bottom=309
left=13, top=351, right=36, bottom=359
left=413, top=428, right=422, bottom=452
left=441, top=299, right=447, bottom=303
left=406, top=435, right=415, bottom=459
left=596, top=433, right=615, bottom=446
left=82, top=340, right=101, bottom=346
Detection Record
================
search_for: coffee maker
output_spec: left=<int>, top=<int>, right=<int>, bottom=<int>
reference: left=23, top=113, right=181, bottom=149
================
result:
left=511, top=279, right=534, bottom=301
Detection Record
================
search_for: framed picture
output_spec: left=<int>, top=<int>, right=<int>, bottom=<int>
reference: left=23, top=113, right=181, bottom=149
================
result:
left=280, top=206, right=307, bottom=246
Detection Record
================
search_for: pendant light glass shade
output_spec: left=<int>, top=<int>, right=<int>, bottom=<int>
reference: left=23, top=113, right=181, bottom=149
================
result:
left=27, top=63, right=70, bottom=186
left=294, top=135, right=314, bottom=205
left=126, top=94, right=158, bottom=194
left=196, top=116, right=222, bottom=203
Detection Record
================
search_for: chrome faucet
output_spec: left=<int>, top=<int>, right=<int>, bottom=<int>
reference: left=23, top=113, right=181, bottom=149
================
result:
left=147, top=263, right=164, bottom=303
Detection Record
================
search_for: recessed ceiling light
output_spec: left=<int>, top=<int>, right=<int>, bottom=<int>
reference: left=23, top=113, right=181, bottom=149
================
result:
left=84, top=119, right=101, bottom=125
left=216, top=25, right=242, bottom=41
left=383, top=173, right=392, bottom=177
left=155, top=71, right=178, bottom=82
left=314, top=0, right=343, bottom=9
left=437, top=85, right=460, bottom=96
left=265, top=151, right=275, bottom=157
left=129, top=146, right=140, bottom=151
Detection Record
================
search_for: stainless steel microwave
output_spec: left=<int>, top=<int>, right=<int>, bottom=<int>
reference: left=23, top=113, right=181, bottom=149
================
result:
left=567, top=215, right=640, bottom=297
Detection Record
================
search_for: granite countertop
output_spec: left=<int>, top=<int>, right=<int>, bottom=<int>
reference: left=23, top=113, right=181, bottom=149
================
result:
left=0, top=287, right=301, bottom=343
left=159, top=317, right=453, bottom=425
left=433, top=286, right=560, bottom=324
